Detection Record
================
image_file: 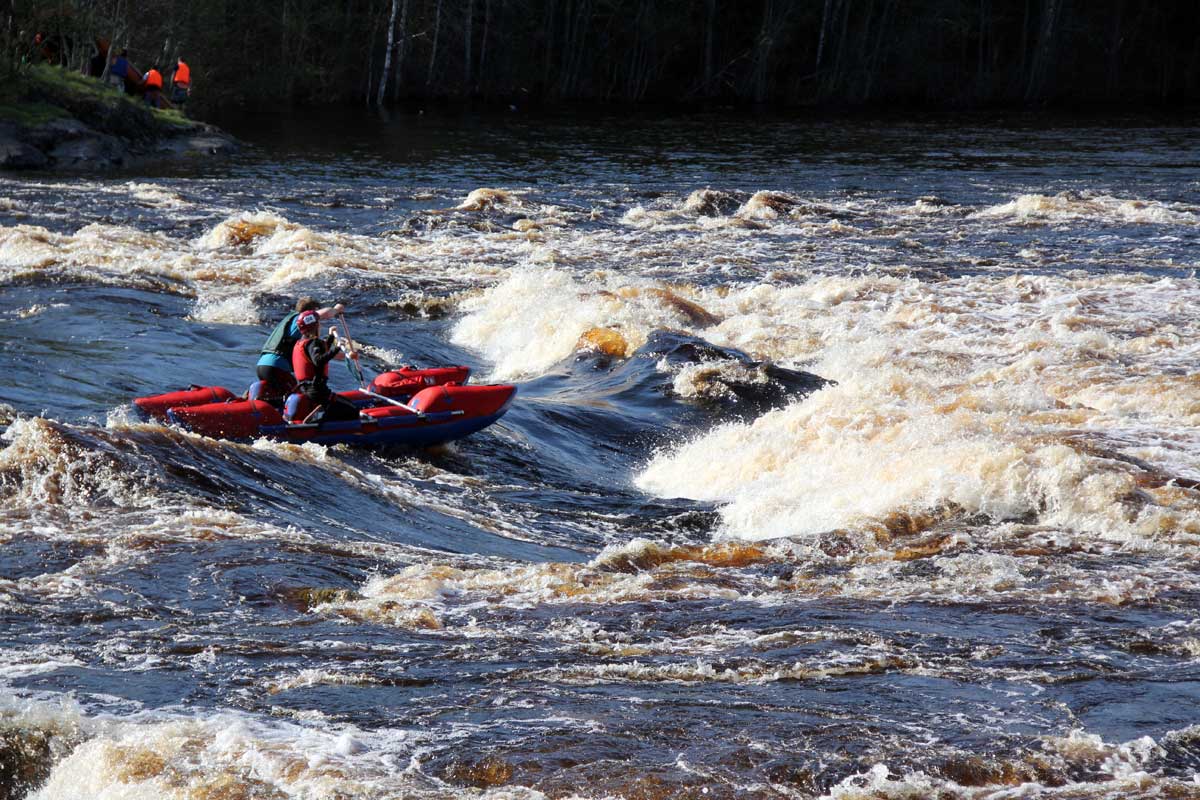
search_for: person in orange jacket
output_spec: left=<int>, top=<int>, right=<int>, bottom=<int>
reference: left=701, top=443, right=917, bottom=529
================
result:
left=171, top=58, right=191, bottom=110
left=142, top=66, right=167, bottom=108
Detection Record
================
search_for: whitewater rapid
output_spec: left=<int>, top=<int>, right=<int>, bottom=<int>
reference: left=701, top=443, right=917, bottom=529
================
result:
left=3, top=113, right=1200, bottom=798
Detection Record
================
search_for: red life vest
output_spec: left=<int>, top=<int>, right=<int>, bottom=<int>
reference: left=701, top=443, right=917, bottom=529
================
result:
left=174, top=61, right=190, bottom=86
left=145, top=69, right=163, bottom=89
left=292, top=338, right=327, bottom=383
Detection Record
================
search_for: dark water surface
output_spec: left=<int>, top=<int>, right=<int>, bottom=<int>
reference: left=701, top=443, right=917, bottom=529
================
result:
left=2, top=109, right=1200, bottom=798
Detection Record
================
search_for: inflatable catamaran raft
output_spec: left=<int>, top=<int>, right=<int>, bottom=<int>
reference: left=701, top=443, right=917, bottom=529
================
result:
left=135, top=364, right=516, bottom=447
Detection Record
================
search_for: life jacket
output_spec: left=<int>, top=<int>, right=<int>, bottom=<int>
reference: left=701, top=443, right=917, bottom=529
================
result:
left=261, top=312, right=301, bottom=363
left=292, top=338, right=329, bottom=385
left=145, top=69, right=163, bottom=89
left=174, top=61, right=190, bottom=86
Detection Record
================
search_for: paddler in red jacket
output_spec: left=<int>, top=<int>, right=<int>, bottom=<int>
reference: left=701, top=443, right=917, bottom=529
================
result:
left=286, top=310, right=361, bottom=423
left=256, top=297, right=343, bottom=401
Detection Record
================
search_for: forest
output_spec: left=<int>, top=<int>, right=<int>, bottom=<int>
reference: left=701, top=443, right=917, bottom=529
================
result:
left=6, top=0, right=1199, bottom=112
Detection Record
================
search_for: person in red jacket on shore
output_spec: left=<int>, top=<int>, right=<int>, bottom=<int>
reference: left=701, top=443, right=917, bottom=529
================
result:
left=286, top=310, right=361, bottom=423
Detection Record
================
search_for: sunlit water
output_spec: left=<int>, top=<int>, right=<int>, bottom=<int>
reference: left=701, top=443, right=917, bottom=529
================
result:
left=2, top=109, right=1200, bottom=799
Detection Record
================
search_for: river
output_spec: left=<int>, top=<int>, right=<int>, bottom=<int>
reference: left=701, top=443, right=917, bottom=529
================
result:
left=2, top=109, right=1200, bottom=799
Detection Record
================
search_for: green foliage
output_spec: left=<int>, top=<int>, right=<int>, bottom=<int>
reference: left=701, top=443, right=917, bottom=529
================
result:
left=20, top=64, right=147, bottom=124
left=153, top=107, right=192, bottom=129
left=26, top=62, right=115, bottom=102
left=0, top=100, right=70, bottom=126
left=1, top=62, right=199, bottom=140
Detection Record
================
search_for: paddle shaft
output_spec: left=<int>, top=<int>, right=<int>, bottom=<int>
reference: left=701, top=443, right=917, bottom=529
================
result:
left=336, top=312, right=367, bottom=389
left=336, top=314, right=426, bottom=417
left=359, top=388, right=425, bottom=416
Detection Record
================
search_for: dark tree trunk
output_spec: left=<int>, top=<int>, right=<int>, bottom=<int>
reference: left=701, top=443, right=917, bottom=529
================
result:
left=542, top=0, right=555, bottom=93
left=464, top=0, right=473, bottom=92
left=1025, top=0, right=1063, bottom=102
left=752, top=0, right=773, bottom=102
left=479, top=0, right=492, bottom=84
left=863, top=0, right=893, bottom=101
left=831, top=0, right=852, bottom=97
left=377, top=0, right=398, bottom=105
left=390, top=0, right=408, bottom=100
left=816, top=0, right=833, bottom=70
left=426, top=0, right=442, bottom=85
left=703, top=0, right=715, bottom=94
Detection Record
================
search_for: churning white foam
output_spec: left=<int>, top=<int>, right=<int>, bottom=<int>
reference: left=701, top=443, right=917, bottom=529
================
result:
left=188, top=294, right=261, bottom=325
left=21, top=705, right=428, bottom=800
left=451, top=266, right=720, bottom=380
left=972, top=191, right=1199, bottom=225
left=449, top=265, right=1200, bottom=549
left=635, top=271, right=1200, bottom=545
left=127, top=182, right=189, bottom=209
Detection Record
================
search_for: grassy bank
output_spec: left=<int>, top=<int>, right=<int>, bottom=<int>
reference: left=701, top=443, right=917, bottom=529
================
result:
left=0, top=64, right=191, bottom=136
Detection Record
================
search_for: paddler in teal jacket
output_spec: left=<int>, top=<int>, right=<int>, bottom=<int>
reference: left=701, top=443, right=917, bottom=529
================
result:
left=256, top=297, right=343, bottom=400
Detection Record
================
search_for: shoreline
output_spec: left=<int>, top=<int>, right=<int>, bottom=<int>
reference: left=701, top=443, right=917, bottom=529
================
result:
left=0, top=65, right=238, bottom=171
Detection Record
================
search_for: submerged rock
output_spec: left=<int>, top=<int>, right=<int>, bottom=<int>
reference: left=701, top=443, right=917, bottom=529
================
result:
left=577, top=326, right=630, bottom=358
left=682, top=188, right=745, bottom=216
left=0, top=129, right=48, bottom=169
left=563, top=329, right=829, bottom=428
left=0, top=720, right=84, bottom=800
left=0, top=726, right=53, bottom=800
left=442, top=755, right=515, bottom=788
left=280, top=586, right=362, bottom=611
left=644, top=331, right=830, bottom=413
left=456, top=187, right=517, bottom=211
left=735, top=190, right=799, bottom=220
left=155, top=131, right=240, bottom=159
left=22, top=117, right=92, bottom=149
left=611, top=286, right=721, bottom=328
left=48, top=131, right=128, bottom=169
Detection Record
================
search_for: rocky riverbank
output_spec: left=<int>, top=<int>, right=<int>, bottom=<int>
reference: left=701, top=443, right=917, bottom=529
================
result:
left=0, top=65, right=237, bottom=171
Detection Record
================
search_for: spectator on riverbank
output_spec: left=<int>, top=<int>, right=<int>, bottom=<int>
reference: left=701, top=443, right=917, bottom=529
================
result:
left=171, top=58, right=191, bottom=111
left=108, top=49, right=140, bottom=94
left=29, top=33, right=69, bottom=65
left=142, top=66, right=167, bottom=108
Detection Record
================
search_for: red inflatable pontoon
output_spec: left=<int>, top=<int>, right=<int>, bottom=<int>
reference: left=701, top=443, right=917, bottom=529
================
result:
left=133, top=366, right=516, bottom=447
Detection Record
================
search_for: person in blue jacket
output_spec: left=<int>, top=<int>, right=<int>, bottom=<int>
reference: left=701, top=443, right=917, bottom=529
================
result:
left=255, top=297, right=343, bottom=401
left=108, top=49, right=138, bottom=93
